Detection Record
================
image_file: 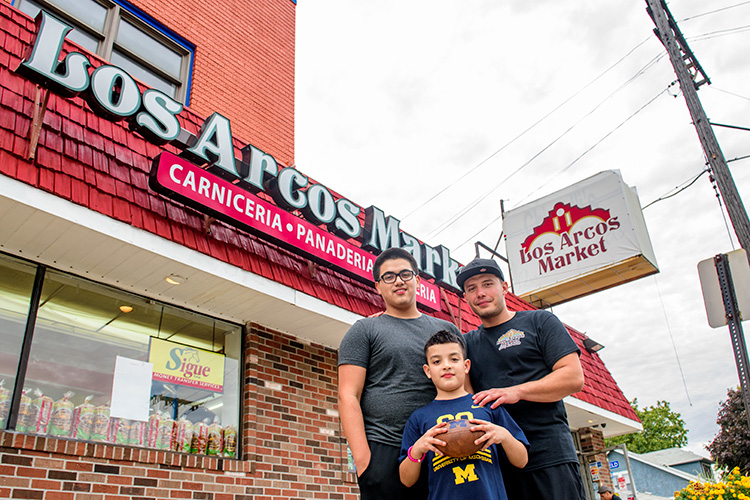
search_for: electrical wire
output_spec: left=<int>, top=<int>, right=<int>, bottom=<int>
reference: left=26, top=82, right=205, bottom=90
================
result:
left=426, top=52, right=666, bottom=242
left=652, top=276, right=693, bottom=406
left=642, top=168, right=709, bottom=210
left=452, top=87, right=669, bottom=251
left=399, top=36, right=653, bottom=222
left=709, top=86, right=750, bottom=101
left=517, top=87, right=670, bottom=208
left=678, top=0, right=750, bottom=22
left=708, top=166, right=738, bottom=250
left=688, top=24, right=750, bottom=42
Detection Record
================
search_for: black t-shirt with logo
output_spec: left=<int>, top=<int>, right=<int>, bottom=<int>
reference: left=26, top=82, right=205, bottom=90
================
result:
left=464, top=310, right=580, bottom=471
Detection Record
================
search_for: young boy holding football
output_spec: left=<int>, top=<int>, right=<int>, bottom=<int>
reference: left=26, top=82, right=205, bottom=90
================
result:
left=399, top=330, right=528, bottom=500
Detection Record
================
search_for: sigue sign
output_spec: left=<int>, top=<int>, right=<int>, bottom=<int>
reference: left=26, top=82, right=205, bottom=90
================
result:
left=15, top=11, right=466, bottom=308
left=149, top=338, right=225, bottom=393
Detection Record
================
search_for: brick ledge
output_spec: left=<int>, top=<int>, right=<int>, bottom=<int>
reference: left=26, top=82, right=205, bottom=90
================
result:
left=0, top=430, right=252, bottom=473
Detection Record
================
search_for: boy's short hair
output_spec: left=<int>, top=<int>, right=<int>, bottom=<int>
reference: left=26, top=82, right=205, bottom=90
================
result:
left=424, top=329, right=467, bottom=361
left=372, top=247, right=419, bottom=281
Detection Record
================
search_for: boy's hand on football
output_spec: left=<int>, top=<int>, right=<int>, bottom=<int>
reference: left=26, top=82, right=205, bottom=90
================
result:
left=412, top=421, right=449, bottom=458
left=469, top=418, right=511, bottom=451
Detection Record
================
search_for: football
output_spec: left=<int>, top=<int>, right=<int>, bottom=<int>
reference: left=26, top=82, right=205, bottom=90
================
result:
left=434, top=419, right=484, bottom=458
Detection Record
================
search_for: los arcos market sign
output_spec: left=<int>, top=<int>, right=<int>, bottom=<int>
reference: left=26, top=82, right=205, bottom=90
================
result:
left=15, top=11, right=462, bottom=309
left=503, top=170, right=659, bottom=308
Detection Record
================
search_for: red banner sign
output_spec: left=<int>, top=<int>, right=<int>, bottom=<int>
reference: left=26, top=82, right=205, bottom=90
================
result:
left=150, top=152, right=441, bottom=310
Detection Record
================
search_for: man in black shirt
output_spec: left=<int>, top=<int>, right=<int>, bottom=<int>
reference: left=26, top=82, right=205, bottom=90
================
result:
left=457, top=258, right=586, bottom=500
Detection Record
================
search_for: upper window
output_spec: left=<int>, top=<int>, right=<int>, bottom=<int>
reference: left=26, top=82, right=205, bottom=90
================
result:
left=15, top=0, right=194, bottom=104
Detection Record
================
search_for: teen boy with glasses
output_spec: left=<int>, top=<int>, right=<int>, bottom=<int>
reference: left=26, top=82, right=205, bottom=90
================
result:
left=338, top=247, right=461, bottom=500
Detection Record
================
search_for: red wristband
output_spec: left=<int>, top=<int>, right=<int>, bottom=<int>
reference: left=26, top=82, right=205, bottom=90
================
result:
left=407, top=446, right=424, bottom=463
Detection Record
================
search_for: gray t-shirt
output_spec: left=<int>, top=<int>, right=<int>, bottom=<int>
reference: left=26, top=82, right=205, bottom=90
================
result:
left=338, top=314, right=461, bottom=447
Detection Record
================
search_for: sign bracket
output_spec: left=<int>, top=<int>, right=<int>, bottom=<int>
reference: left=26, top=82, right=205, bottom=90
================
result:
left=27, top=85, right=50, bottom=161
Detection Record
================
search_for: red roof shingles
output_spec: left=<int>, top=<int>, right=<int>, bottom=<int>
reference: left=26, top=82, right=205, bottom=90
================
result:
left=0, top=2, right=637, bottom=423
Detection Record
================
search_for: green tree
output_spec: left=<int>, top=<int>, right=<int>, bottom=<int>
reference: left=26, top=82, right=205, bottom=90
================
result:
left=605, top=399, right=688, bottom=453
left=707, top=387, right=750, bottom=475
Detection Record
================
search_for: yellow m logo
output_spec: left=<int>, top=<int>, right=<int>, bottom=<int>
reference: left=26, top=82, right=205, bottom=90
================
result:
left=452, top=464, right=478, bottom=485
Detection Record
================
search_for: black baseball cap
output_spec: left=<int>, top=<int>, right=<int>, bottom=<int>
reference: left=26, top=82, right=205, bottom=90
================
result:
left=455, top=258, right=505, bottom=291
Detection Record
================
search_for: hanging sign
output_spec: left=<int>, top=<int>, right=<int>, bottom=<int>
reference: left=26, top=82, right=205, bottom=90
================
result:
left=149, top=337, right=225, bottom=392
left=504, top=170, right=658, bottom=307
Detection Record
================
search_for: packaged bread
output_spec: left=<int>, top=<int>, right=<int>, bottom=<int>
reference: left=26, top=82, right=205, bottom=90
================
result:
left=108, top=417, right=131, bottom=445
left=91, top=403, right=110, bottom=442
left=223, top=425, right=237, bottom=458
left=156, top=412, right=175, bottom=450
left=0, top=380, right=10, bottom=429
left=174, top=417, right=193, bottom=453
left=206, top=417, right=223, bottom=456
left=147, top=411, right=160, bottom=448
left=129, top=419, right=147, bottom=447
left=29, top=388, right=53, bottom=434
left=190, top=418, right=209, bottom=454
left=48, top=391, right=75, bottom=437
left=16, top=388, right=32, bottom=432
left=71, top=395, right=95, bottom=440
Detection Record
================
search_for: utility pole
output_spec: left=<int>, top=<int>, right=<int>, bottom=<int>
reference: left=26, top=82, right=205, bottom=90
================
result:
left=646, top=0, right=750, bottom=256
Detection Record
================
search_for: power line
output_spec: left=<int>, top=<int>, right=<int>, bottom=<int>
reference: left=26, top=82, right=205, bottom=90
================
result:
left=709, top=86, right=750, bottom=101
left=688, top=23, right=750, bottom=42
left=707, top=162, right=738, bottom=251
left=452, top=87, right=668, bottom=251
left=641, top=168, right=709, bottom=210
left=516, top=87, right=669, bottom=208
left=400, top=36, right=652, bottom=222
left=678, top=0, right=750, bottom=22
left=652, top=276, right=693, bottom=406
left=426, top=52, right=666, bottom=241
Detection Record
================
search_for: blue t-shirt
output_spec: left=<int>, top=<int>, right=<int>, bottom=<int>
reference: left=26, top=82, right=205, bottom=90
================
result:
left=399, top=394, right=529, bottom=500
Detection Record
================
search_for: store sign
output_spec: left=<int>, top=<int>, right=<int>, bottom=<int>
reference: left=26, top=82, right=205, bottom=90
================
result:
left=151, top=152, right=441, bottom=308
left=149, top=337, right=225, bottom=392
left=504, top=170, right=658, bottom=307
left=15, top=11, right=458, bottom=306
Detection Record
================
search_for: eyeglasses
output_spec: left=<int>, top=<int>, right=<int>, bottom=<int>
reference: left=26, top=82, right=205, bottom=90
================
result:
left=377, top=270, right=417, bottom=284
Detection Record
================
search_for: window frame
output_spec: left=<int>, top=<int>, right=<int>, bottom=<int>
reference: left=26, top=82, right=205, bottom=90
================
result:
left=13, top=0, right=195, bottom=105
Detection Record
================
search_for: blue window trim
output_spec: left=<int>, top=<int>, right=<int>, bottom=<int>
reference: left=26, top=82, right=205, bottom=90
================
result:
left=11, top=0, right=196, bottom=106
left=111, top=0, right=195, bottom=106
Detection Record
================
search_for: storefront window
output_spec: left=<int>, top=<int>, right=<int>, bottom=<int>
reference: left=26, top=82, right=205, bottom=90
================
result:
left=10, top=266, right=241, bottom=457
left=0, top=256, right=38, bottom=430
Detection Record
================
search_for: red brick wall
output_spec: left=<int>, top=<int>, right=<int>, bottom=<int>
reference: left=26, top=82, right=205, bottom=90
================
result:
left=0, top=324, right=359, bottom=500
left=127, top=0, right=296, bottom=166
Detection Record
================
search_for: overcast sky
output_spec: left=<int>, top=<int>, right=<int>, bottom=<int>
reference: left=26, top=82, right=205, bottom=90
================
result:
left=295, top=0, right=750, bottom=457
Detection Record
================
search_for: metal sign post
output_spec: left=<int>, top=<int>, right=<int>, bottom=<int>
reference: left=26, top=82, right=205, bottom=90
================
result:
left=713, top=254, right=750, bottom=429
